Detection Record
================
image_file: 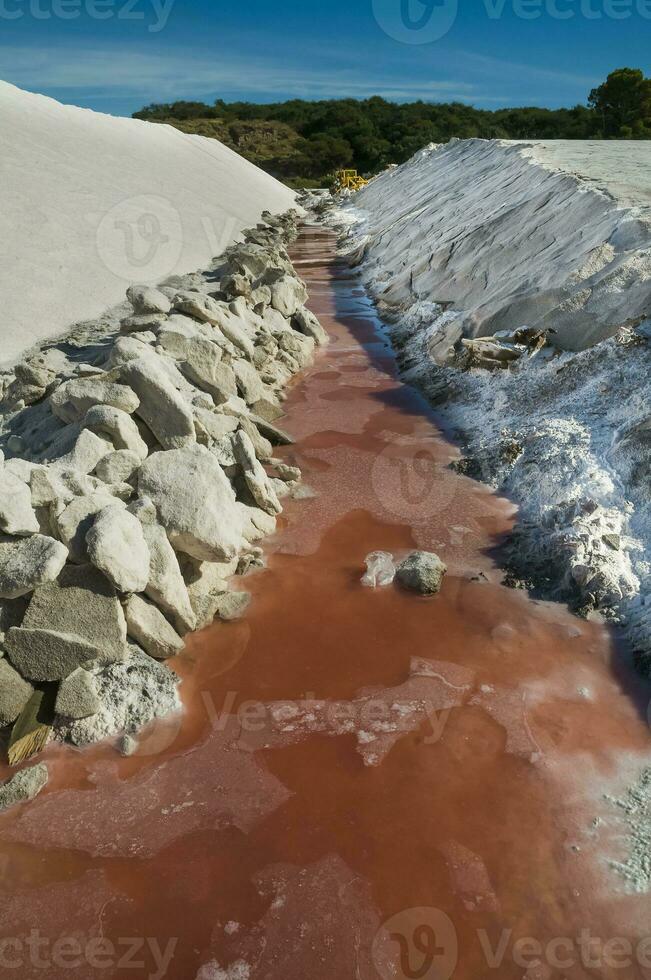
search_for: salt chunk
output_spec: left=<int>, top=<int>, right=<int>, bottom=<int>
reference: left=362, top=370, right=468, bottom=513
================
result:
left=361, top=551, right=396, bottom=588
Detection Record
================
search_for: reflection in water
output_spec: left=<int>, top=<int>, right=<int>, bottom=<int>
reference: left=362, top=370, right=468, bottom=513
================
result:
left=0, top=227, right=649, bottom=979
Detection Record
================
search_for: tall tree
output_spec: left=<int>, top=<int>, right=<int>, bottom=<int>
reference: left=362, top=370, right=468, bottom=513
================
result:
left=589, top=68, right=651, bottom=138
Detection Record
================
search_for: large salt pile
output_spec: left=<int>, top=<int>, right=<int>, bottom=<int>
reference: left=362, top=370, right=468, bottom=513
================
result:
left=331, top=140, right=651, bottom=667
left=0, top=81, right=296, bottom=366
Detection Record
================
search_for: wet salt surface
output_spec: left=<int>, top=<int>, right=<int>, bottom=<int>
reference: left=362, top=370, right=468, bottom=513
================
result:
left=0, top=227, right=650, bottom=979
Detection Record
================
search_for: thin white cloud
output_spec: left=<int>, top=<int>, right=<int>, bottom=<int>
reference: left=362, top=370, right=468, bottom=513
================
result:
left=0, top=40, right=596, bottom=110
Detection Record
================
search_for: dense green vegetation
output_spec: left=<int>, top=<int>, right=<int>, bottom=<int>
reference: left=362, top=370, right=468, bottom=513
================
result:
left=134, top=68, right=651, bottom=186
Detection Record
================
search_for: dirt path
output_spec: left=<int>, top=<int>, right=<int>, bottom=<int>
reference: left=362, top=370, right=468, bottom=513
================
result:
left=0, top=226, right=650, bottom=980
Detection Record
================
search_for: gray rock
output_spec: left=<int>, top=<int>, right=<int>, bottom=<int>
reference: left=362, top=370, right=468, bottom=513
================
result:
left=250, top=413, right=294, bottom=446
left=140, top=522, right=196, bottom=633
left=0, top=658, right=34, bottom=725
left=120, top=313, right=166, bottom=334
left=278, top=330, right=315, bottom=369
left=213, top=590, right=251, bottom=621
left=250, top=397, right=285, bottom=422
left=126, top=284, right=172, bottom=316
left=273, top=461, right=302, bottom=482
left=238, top=417, right=273, bottom=460
left=233, top=358, right=266, bottom=405
left=83, top=404, right=149, bottom=461
left=86, top=504, right=150, bottom=593
left=250, top=283, right=272, bottom=310
left=293, top=305, right=329, bottom=345
left=221, top=273, right=252, bottom=299
left=396, top=551, right=447, bottom=595
left=181, top=339, right=237, bottom=404
left=107, top=335, right=153, bottom=369
left=175, top=295, right=256, bottom=360
left=50, top=378, right=140, bottom=424
left=233, top=430, right=282, bottom=516
left=0, top=763, right=48, bottom=812
left=193, top=408, right=238, bottom=446
left=56, top=492, right=125, bottom=563
left=0, top=469, right=40, bottom=536
left=22, top=564, right=127, bottom=659
left=237, top=502, right=278, bottom=542
left=0, top=534, right=68, bottom=599
left=5, top=627, right=107, bottom=681
left=55, top=645, right=181, bottom=747
left=95, top=449, right=141, bottom=485
left=121, top=357, right=196, bottom=450
left=173, top=290, right=224, bottom=324
left=123, top=594, right=184, bottom=660
left=270, top=274, right=308, bottom=317
left=117, top=733, right=138, bottom=756
left=55, top=667, right=100, bottom=719
left=138, top=444, right=243, bottom=561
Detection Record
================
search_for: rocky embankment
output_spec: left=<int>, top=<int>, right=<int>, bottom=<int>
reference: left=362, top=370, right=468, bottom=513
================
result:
left=0, top=208, right=327, bottom=807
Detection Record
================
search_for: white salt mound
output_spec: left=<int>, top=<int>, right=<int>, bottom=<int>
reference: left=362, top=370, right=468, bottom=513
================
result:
left=350, top=138, right=651, bottom=352
left=0, top=81, right=296, bottom=366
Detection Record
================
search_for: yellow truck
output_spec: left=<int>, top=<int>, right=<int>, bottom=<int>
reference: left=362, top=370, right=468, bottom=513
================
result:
left=333, top=169, right=368, bottom=193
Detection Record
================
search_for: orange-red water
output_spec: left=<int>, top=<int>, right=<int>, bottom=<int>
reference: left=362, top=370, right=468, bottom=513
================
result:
left=0, top=226, right=650, bottom=980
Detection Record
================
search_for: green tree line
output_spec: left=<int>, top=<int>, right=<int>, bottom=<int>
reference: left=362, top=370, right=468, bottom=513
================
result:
left=133, top=68, right=651, bottom=187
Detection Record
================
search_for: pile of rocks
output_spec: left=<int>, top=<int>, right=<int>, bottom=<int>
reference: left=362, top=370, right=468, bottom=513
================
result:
left=459, top=327, right=555, bottom=371
left=0, top=208, right=327, bottom=788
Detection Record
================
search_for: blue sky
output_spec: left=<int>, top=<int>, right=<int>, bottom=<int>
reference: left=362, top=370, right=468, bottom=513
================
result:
left=0, top=0, right=648, bottom=116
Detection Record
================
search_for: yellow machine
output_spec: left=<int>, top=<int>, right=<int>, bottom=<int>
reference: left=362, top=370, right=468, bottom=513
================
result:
left=333, top=169, right=368, bottom=193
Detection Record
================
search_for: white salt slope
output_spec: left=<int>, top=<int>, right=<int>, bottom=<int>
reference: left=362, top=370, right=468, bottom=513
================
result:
left=0, top=81, right=296, bottom=366
left=336, top=139, right=651, bottom=657
left=349, top=139, right=651, bottom=352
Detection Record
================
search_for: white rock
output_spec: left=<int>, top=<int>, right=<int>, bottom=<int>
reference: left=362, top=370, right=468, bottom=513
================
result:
left=94, top=449, right=141, bottom=485
left=56, top=492, right=126, bottom=563
left=50, top=377, right=139, bottom=424
left=233, top=358, right=266, bottom=405
left=138, top=444, right=243, bottom=561
left=140, top=521, right=196, bottom=633
left=0, top=468, right=40, bottom=535
left=121, top=357, right=196, bottom=450
left=83, top=404, right=149, bottom=461
left=233, top=430, right=281, bottom=516
left=181, top=338, right=237, bottom=404
left=123, top=593, right=184, bottom=660
left=270, top=274, right=308, bottom=317
left=86, top=504, right=150, bottom=593
left=48, top=428, right=113, bottom=475
left=126, top=284, right=172, bottom=315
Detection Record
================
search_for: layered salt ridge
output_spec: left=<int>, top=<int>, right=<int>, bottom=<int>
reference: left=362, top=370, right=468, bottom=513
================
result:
left=347, top=139, right=651, bottom=352
left=327, top=140, right=651, bottom=665
left=0, top=81, right=297, bottom=366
